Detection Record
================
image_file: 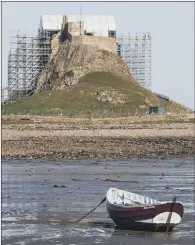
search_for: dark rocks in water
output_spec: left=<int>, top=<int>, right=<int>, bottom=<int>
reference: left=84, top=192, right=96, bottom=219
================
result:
left=60, top=185, right=66, bottom=188
left=53, top=185, right=59, bottom=188
left=104, top=179, right=139, bottom=183
left=72, top=178, right=80, bottom=181
left=90, top=161, right=99, bottom=165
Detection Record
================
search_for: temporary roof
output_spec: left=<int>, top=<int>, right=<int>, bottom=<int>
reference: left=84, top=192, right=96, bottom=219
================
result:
left=40, top=15, right=63, bottom=30
left=40, top=15, right=116, bottom=36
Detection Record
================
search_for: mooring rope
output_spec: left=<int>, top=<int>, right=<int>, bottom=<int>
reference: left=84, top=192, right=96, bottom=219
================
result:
left=74, top=197, right=106, bottom=223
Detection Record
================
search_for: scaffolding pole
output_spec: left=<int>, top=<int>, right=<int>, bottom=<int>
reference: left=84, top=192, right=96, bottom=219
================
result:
left=7, top=29, right=51, bottom=101
left=1, top=87, right=10, bottom=104
left=116, top=32, right=152, bottom=90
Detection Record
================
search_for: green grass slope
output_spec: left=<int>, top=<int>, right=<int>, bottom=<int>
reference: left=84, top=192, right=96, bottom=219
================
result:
left=2, top=72, right=185, bottom=117
left=165, top=100, right=190, bottom=113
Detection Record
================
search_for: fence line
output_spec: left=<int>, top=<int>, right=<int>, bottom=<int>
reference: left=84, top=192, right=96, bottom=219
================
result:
left=2, top=107, right=151, bottom=118
left=2, top=107, right=189, bottom=119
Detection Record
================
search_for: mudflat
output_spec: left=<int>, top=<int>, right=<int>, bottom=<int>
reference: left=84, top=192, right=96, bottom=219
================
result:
left=2, top=115, right=194, bottom=244
left=2, top=159, right=194, bottom=245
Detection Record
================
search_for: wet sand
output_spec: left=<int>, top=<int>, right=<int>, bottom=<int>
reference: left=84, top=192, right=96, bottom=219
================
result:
left=2, top=159, right=194, bottom=245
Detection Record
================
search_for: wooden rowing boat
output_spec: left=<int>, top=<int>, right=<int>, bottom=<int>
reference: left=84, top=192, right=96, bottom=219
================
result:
left=106, top=188, right=184, bottom=231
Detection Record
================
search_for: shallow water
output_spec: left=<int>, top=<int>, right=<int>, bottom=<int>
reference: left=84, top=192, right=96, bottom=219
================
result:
left=1, top=158, right=194, bottom=245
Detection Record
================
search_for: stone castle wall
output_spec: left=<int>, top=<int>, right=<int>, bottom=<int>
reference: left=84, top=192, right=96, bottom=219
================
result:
left=71, top=36, right=116, bottom=54
left=51, top=19, right=117, bottom=60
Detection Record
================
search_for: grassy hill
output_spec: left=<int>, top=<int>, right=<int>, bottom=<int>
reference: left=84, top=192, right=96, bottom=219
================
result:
left=2, top=72, right=159, bottom=117
left=2, top=72, right=188, bottom=117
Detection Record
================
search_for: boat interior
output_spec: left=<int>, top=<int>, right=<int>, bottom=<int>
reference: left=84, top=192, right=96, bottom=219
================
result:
left=107, top=188, right=161, bottom=206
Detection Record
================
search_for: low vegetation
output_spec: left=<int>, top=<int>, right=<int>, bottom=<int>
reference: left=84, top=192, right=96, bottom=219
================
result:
left=2, top=72, right=188, bottom=117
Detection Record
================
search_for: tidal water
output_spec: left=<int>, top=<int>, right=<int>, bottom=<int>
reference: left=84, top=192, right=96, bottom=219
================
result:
left=1, top=158, right=194, bottom=245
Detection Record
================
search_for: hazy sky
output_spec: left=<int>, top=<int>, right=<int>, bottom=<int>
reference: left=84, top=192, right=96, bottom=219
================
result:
left=2, top=1, right=194, bottom=109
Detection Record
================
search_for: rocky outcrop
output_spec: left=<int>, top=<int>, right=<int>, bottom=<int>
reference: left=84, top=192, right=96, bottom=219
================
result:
left=35, top=40, right=131, bottom=92
left=50, top=32, right=61, bottom=60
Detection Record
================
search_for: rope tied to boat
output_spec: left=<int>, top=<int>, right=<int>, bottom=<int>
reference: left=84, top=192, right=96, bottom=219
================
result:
left=74, top=197, right=106, bottom=223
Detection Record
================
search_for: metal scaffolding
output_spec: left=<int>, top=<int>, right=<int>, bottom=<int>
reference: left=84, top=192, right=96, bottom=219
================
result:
left=1, top=87, right=9, bottom=104
left=116, top=33, right=152, bottom=90
left=7, top=29, right=51, bottom=101
left=4, top=30, right=152, bottom=103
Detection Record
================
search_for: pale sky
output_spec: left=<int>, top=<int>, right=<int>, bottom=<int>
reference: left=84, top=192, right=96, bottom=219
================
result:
left=2, top=1, right=194, bottom=109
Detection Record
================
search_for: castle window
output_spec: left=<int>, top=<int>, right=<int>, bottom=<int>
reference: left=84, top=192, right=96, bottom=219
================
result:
left=108, top=30, right=116, bottom=38
left=86, top=32, right=94, bottom=36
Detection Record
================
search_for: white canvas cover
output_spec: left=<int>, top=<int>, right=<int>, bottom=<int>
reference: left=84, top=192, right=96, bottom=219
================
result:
left=40, top=15, right=63, bottom=30
left=40, top=15, right=116, bottom=36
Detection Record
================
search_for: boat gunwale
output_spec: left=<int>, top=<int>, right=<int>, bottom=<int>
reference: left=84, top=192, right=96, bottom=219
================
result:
left=106, top=188, right=183, bottom=208
left=106, top=199, right=183, bottom=209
